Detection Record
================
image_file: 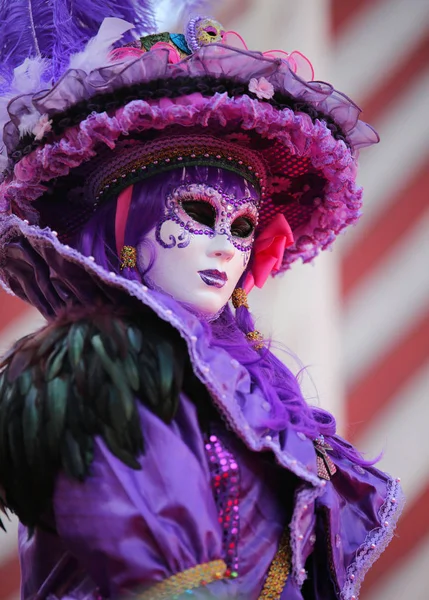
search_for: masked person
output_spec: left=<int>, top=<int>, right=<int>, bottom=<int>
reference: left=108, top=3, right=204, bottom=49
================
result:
left=0, top=6, right=403, bottom=600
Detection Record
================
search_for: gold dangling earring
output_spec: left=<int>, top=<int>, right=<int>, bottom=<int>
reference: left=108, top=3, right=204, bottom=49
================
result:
left=231, top=287, right=249, bottom=309
left=120, top=245, right=137, bottom=269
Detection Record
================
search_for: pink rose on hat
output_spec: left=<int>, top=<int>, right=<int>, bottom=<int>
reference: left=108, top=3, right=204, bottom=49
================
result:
left=248, top=77, right=275, bottom=100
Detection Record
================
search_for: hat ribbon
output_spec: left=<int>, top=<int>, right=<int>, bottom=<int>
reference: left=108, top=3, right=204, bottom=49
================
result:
left=243, top=213, right=294, bottom=293
left=115, top=185, right=133, bottom=257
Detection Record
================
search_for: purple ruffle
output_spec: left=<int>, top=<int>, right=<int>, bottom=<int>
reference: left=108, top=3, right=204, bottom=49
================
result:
left=0, top=44, right=378, bottom=273
left=341, top=476, right=405, bottom=600
left=3, top=45, right=377, bottom=154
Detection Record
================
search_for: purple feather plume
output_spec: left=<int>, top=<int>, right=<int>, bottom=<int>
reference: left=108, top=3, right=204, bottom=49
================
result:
left=0, top=0, right=157, bottom=86
left=0, top=0, right=54, bottom=87
left=52, top=0, right=157, bottom=78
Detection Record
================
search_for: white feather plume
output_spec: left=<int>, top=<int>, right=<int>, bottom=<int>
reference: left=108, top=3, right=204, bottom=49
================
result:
left=69, top=17, right=135, bottom=72
left=0, top=57, right=48, bottom=160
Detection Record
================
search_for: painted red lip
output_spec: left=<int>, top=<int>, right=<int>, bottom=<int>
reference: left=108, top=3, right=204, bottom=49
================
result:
left=198, top=270, right=228, bottom=288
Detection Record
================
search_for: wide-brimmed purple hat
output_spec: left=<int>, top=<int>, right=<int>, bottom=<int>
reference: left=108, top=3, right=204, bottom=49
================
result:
left=0, top=7, right=378, bottom=305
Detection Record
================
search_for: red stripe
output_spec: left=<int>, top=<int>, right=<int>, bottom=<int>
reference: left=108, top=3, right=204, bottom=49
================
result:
left=362, top=481, right=429, bottom=592
left=0, top=291, right=31, bottom=334
left=341, top=158, right=429, bottom=298
left=361, top=32, right=429, bottom=124
left=331, top=0, right=382, bottom=36
left=0, top=554, right=20, bottom=600
left=346, top=310, right=429, bottom=441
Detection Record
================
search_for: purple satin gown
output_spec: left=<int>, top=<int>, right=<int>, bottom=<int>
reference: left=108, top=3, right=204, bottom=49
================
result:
left=17, top=297, right=403, bottom=600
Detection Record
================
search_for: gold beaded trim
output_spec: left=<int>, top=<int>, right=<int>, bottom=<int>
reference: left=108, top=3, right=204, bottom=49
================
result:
left=96, top=137, right=268, bottom=201
left=120, top=245, right=137, bottom=269
left=246, top=330, right=264, bottom=350
left=138, top=559, right=227, bottom=600
left=231, top=287, right=249, bottom=309
left=258, top=528, right=291, bottom=599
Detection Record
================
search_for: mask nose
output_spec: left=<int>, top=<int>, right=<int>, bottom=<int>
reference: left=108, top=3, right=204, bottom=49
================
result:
left=207, top=232, right=235, bottom=261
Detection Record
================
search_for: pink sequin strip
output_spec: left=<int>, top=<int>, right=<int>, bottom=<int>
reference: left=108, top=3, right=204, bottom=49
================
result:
left=205, top=433, right=240, bottom=576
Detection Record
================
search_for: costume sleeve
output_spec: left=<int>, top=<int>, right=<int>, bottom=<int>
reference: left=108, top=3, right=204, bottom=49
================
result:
left=311, top=450, right=404, bottom=599
left=52, top=396, right=226, bottom=598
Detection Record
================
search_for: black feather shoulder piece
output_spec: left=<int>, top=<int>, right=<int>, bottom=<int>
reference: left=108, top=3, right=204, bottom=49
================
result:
left=0, top=306, right=187, bottom=531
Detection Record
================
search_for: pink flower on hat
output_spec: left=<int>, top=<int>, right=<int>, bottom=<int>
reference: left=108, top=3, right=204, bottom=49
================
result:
left=248, top=77, right=275, bottom=100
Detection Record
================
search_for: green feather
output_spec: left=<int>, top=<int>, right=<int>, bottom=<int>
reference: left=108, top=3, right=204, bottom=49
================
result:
left=94, top=382, right=110, bottom=424
left=157, top=341, right=174, bottom=399
left=110, top=319, right=129, bottom=358
left=35, top=326, right=66, bottom=359
left=123, top=352, right=140, bottom=392
left=7, top=416, right=26, bottom=471
left=0, top=370, right=7, bottom=402
left=17, top=371, right=33, bottom=396
left=127, top=325, right=142, bottom=353
left=45, top=345, right=68, bottom=381
left=103, top=425, right=140, bottom=470
left=91, top=335, right=134, bottom=419
left=61, top=431, right=85, bottom=480
left=107, top=387, right=129, bottom=437
left=45, top=378, right=68, bottom=453
left=22, top=387, right=39, bottom=464
left=67, top=323, right=86, bottom=368
left=0, top=382, right=16, bottom=442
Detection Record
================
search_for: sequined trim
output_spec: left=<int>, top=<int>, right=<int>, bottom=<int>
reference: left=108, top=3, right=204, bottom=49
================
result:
left=138, top=560, right=227, bottom=599
left=120, top=245, right=136, bottom=269
left=205, top=433, right=240, bottom=576
left=258, top=528, right=291, bottom=599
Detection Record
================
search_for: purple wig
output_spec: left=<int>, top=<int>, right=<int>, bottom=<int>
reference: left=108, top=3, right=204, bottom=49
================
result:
left=74, top=166, right=374, bottom=466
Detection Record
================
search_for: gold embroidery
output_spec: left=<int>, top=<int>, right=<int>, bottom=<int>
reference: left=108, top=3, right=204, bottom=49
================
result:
left=138, top=559, right=227, bottom=599
left=259, top=528, right=291, bottom=599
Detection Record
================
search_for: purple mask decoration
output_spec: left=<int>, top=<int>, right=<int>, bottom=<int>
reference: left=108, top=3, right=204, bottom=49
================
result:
left=155, top=183, right=259, bottom=260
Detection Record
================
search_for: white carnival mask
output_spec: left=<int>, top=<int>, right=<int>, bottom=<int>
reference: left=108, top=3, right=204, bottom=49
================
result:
left=137, top=182, right=260, bottom=316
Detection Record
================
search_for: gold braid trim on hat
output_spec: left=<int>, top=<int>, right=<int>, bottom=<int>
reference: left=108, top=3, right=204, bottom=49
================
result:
left=138, top=559, right=228, bottom=599
left=95, top=135, right=268, bottom=202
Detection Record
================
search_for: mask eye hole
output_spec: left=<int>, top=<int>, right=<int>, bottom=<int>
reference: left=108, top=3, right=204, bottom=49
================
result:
left=182, top=200, right=216, bottom=229
left=230, top=215, right=255, bottom=238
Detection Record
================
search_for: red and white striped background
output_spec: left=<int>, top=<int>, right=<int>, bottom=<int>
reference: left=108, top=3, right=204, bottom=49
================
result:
left=333, top=0, right=429, bottom=598
left=1, top=1, right=428, bottom=598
